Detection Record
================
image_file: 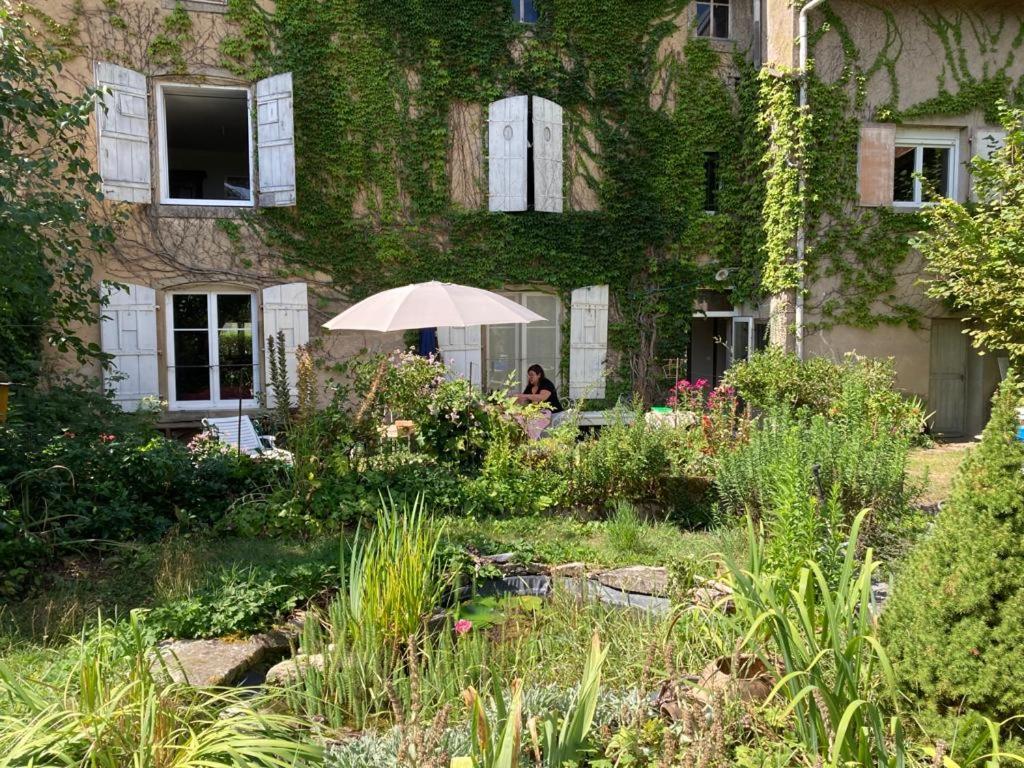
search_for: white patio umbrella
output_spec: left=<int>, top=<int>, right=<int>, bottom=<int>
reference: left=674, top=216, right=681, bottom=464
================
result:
left=322, top=280, right=544, bottom=331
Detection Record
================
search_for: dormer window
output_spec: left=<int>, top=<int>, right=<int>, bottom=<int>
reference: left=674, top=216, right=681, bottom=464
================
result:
left=512, top=0, right=538, bottom=23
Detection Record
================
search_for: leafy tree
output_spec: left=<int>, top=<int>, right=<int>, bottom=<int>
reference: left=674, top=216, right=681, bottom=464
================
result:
left=913, top=104, right=1024, bottom=366
left=882, top=374, right=1024, bottom=727
left=0, top=1, right=116, bottom=383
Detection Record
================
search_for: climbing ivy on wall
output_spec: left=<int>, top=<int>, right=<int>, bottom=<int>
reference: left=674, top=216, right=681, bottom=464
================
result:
left=217, top=0, right=767, bottom=400
left=760, top=5, right=1024, bottom=332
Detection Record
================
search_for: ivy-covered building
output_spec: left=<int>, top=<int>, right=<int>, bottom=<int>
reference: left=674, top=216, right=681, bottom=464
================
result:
left=30, top=0, right=1024, bottom=437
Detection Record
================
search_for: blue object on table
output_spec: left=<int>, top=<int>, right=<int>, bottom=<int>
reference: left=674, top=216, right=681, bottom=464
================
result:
left=1017, top=425, right=1024, bottom=442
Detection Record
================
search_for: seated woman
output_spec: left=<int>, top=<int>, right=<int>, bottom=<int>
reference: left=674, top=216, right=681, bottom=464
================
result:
left=515, top=364, right=562, bottom=439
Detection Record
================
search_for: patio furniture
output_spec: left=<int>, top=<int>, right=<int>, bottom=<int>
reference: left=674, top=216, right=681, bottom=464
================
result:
left=202, top=416, right=279, bottom=456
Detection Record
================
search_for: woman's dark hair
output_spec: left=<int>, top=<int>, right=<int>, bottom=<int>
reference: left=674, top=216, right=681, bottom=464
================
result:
left=527, top=364, right=545, bottom=378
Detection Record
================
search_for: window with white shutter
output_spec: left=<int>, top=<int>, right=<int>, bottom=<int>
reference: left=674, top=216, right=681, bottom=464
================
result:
left=485, top=293, right=560, bottom=393
left=438, top=326, right=483, bottom=388
left=488, top=95, right=564, bottom=213
left=488, top=95, right=529, bottom=212
left=256, top=73, right=297, bottom=207
left=156, top=82, right=254, bottom=206
left=94, top=62, right=151, bottom=204
left=167, top=291, right=261, bottom=409
left=532, top=96, right=564, bottom=213
left=569, top=285, right=609, bottom=399
left=262, top=283, right=310, bottom=406
left=100, top=283, right=160, bottom=410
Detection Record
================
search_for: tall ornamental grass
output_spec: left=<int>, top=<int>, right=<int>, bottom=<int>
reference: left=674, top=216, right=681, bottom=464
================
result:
left=0, top=614, right=320, bottom=767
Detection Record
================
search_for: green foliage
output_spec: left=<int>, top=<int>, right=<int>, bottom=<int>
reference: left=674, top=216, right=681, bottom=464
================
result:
left=727, top=512, right=906, bottom=767
left=883, top=373, right=1024, bottom=729
left=724, top=348, right=925, bottom=442
left=715, top=408, right=917, bottom=554
left=0, top=614, right=321, bottom=766
left=147, top=560, right=336, bottom=639
left=914, top=105, right=1024, bottom=366
left=0, top=2, right=116, bottom=383
left=604, top=501, right=651, bottom=555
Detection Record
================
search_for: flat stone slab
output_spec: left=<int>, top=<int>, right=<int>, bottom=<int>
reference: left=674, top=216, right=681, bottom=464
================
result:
left=154, top=629, right=293, bottom=686
left=549, top=562, right=588, bottom=578
left=594, top=565, right=668, bottom=597
left=557, top=576, right=671, bottom=614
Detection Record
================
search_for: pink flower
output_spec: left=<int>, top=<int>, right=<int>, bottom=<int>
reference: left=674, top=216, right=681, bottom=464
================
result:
left=99, top=433, right=116, bottom=443
left=454, top=619, right=472, bottom=636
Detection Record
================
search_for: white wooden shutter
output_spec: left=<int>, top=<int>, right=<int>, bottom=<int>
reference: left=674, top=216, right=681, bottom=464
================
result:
left=100, top=282, right=159, bottom=410
left=262, top=283, right=309, bottom=405
left=972, top=127, right=1007, bottom=201
left=569, top=285, right=609, bottom=399
left=437, top=326, right=482, bottom=388
left=94, top=62, right=151, bottom=203
left=256, top=73, right=296, bottom=207
left=532, top=96, right=564, bottom=213
left=488, top=95, right=528, bottom=212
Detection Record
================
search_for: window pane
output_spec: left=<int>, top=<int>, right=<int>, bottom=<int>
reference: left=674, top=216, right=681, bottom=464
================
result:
left=174, top=330, right=210, bottom=401
left=173, top=294, right=208, bottom=329
left=695, top=3, right=711, bottom=36
left=893, top=146, right=916, bottom=202
left=487, top=324, right=519, bottom=392
left=217, top=294, right=252, bottom=330
left=712, top=3, right=729, bottom=38
left=524, top=294, right=559, bottom=391
left=522, top=0, right=538, bottom=22
left=164, top=89, right=250, bottom=202
left=216, top=295, right=254, bottom=400
left=922, top=146, right=951, bottom=199
left=732, top=319, right=750, bottom=363
left=704, top=152, right=720, bottom=211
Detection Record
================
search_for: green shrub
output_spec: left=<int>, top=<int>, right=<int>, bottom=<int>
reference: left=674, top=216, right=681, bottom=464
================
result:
left=883, top=375, right=1024, bottom=729
left=715, top=408, right=916, bottom=550
left=147, top=560, right=337, bottom=639
left=605, top=501, right=651, bottom=554
left=724, top=349, right=925, bottom=441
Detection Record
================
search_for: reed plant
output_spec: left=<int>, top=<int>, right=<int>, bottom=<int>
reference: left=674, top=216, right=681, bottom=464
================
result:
left=726, top=511, right=906, bottom=768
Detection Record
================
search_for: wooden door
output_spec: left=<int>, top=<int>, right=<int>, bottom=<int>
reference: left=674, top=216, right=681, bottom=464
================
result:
left=929, top=319, right=968, bottom=436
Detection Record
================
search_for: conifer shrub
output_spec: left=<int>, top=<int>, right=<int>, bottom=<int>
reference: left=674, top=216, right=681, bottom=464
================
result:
left=882, top=374, right=1024, bottom=726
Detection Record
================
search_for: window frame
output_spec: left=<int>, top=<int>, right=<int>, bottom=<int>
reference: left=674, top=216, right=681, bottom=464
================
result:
left=892, top=127, right=960, bottom=208
left=166, top=290, right=261, bottom=411
left=155, top=82, right=255, bottom=208
left=512, top=0, right=539, bottom=24
left=694, top=0, right=730, bottom=40
left=484, top=291, right=561, bottom=393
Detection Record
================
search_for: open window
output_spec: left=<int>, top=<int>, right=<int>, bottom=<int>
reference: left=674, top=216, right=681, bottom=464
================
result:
left=695, top=0, right=730, bottom=39
left=512, top=0, right=538, bottom=23
left=94, top=63, right=296, bottom=208
left=704, top=151, right=721, bottom=213
left=158, top=84, right=253, bottom=205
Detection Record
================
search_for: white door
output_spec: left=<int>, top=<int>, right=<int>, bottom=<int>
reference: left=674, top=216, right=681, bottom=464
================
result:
left=929, top=319, right=967, bottom=436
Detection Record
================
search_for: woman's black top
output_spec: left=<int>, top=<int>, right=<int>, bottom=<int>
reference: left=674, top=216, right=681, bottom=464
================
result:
left=523, top=377, right=562, bottom=412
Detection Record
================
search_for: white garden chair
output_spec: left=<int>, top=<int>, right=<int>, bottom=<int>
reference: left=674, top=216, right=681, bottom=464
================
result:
left=201, top=416, right=280, bottom=457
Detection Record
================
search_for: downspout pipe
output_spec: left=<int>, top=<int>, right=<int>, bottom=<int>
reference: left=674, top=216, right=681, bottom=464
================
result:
left=794, top=0, right=827, bottom=360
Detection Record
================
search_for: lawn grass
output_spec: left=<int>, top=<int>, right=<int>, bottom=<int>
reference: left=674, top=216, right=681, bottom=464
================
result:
left=447, top=513, right=745, bottom=568
left=908, top=441, right=972, bottom=506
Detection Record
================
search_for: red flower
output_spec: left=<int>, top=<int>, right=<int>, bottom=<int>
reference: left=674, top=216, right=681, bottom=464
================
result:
left=99, top=433, right=116, bottom=443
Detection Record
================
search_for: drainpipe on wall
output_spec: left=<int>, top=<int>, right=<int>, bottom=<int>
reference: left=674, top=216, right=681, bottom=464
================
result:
left=794, top=0, right=826, bottom=360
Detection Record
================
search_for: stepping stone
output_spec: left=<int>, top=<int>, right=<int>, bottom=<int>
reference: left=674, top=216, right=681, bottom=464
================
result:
left=265, top=653, right=326, bottom=685
left=549, top=562, right=588, bottom=578
left=594, top=565, right=668, bottom=597
left=154, top=629, right=294, bottom=686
